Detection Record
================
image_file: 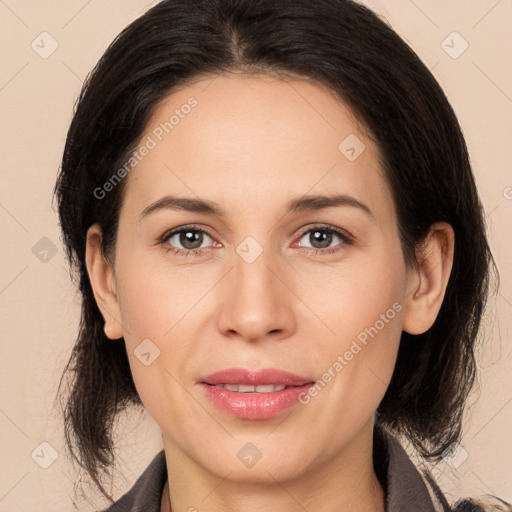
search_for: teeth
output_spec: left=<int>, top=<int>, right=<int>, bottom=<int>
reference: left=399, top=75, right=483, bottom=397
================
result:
left=213, top=384, right=287, bottom=393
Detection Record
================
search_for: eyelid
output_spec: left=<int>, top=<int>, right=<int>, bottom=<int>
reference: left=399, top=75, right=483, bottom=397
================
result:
left=160, top=222, right=211, bottom=236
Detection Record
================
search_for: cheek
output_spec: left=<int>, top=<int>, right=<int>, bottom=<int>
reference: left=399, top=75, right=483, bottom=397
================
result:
left=314, top=250, right=406, bottom=342
left=111, top=254, right=175, bottom=401
left=308, top=247, right=406, bottom=402
left=112, top=252, right=215, bottom=406
left=114, top=250, right=206, bottom=338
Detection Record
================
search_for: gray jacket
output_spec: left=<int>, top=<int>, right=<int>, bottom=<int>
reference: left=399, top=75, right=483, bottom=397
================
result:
left=102, top=426, right=510, bottom=512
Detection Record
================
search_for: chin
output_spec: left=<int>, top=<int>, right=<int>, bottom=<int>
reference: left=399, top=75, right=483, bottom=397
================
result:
left=202, top=446, right=315, bottom=484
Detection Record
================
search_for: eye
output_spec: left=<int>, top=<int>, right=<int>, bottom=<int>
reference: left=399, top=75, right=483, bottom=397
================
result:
left=160, top=225, right=219, bottom=256
left=295, top=225, right=353, bottom=254
left=159, top=223, right=354, bottom=257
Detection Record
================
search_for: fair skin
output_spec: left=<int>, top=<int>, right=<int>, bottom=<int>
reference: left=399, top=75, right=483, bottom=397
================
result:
left=86, top=73, right=454, bottom=512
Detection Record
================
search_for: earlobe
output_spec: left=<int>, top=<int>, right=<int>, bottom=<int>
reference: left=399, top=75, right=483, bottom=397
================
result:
left=85, top=223, right=124, bottom=340
left=402, top=222, right=455, bottom=335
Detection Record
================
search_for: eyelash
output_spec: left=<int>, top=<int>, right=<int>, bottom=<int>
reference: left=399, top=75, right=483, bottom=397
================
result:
left=158, top=223, right=354, bottom=257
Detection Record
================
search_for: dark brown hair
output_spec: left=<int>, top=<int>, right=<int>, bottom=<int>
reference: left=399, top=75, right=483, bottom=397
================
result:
left=53, top=0, right=497, bottom=505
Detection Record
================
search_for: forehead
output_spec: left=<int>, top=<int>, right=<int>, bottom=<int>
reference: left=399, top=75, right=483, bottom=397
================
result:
left=122, top=73, right=395, bottom=223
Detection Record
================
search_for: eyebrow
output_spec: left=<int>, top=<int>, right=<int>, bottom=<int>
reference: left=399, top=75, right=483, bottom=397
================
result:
left=139, top=193, right=374, bottom=221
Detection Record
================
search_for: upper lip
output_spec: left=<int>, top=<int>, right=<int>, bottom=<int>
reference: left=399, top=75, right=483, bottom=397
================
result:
left=200, top=367, right=314, bottom=386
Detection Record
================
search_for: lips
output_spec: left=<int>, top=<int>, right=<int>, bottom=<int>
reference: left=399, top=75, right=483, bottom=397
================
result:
left=198, top=368, right=316, bottom=420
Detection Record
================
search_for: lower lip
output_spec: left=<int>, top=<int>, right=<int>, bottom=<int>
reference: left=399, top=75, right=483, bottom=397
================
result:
left=199, top=382, right=315, bottom=420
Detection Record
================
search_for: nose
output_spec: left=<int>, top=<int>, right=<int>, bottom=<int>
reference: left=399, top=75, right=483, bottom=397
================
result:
left=216, top=248, right=297, bottom=343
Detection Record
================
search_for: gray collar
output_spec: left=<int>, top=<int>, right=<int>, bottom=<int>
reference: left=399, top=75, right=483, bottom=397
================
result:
left=373, top=424, right=437, bottom=512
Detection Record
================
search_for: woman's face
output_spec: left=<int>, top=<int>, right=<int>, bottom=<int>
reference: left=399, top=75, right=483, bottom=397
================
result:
left=104, top=73, right=416, bottom=481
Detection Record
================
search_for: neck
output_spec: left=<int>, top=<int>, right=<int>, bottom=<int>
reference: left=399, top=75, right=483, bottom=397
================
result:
left=161, top=419, right=385, bottom=512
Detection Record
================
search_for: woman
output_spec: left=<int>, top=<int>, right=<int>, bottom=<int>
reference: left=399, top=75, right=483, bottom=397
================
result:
left=53, top=0, right=510, bottom=510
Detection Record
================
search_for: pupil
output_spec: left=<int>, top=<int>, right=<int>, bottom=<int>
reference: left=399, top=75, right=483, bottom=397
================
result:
left=311, top=230, right=332, bottom=249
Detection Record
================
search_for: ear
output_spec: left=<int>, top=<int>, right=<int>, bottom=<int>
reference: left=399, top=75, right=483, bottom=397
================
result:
left=85, top=223, right=124, bottom=340
left=402, top=222, right=455, bottom=335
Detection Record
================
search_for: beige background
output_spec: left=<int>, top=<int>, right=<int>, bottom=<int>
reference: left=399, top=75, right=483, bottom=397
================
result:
left=0, top=0, right=511, bottom=510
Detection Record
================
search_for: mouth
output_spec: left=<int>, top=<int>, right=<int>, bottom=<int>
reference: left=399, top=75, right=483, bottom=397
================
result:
left=198, top=368, right=316, bottom=420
